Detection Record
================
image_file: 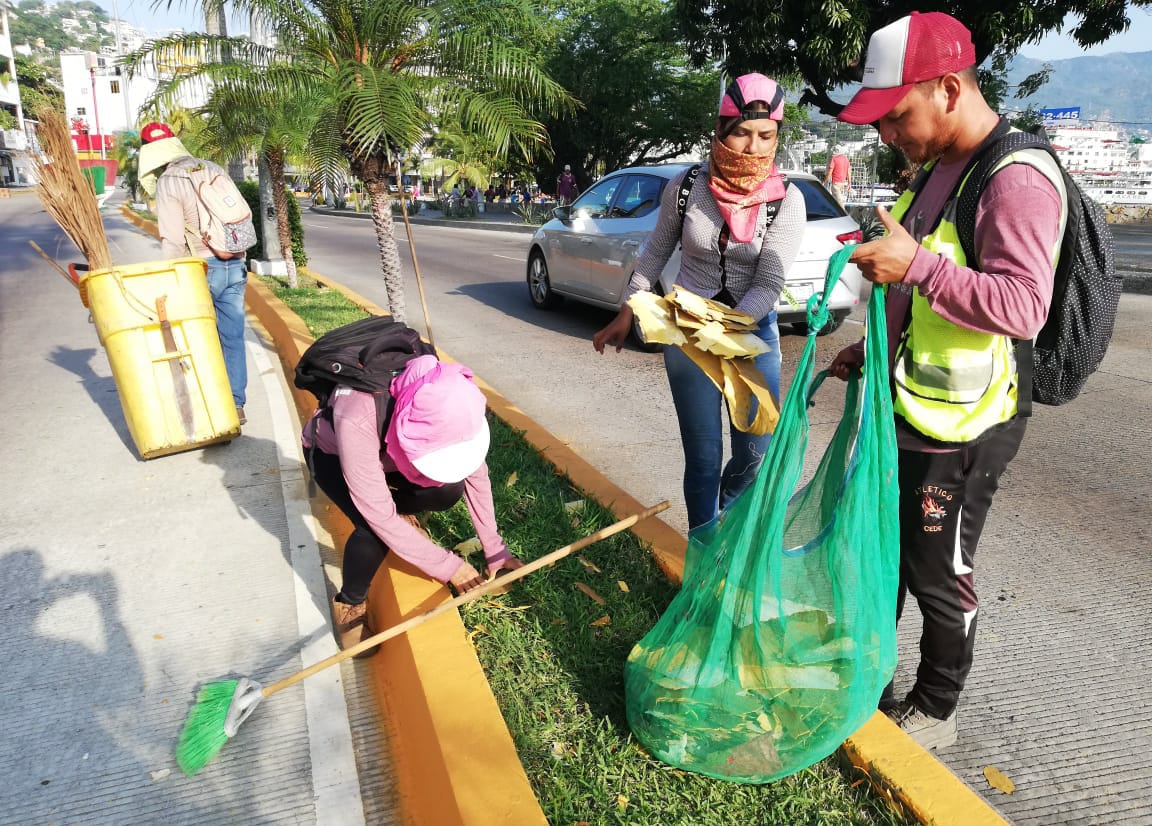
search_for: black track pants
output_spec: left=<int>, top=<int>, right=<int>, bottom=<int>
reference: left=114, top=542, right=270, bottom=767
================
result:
left=896, top=418, right=1027, bottom=719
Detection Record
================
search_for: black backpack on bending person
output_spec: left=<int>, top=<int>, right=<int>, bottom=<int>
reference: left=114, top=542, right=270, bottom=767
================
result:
left=294, top=315, right=436, bottom=486
left=955, top=122, right=1122, bottom=411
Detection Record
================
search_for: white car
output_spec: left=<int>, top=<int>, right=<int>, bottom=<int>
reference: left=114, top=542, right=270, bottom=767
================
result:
left=526, top=163, right=864, bottom=348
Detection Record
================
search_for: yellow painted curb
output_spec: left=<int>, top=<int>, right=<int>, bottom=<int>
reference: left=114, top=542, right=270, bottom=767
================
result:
left=124, top=212, right=1007, bottom=826
left=841, top=714, right=1009, bottom=825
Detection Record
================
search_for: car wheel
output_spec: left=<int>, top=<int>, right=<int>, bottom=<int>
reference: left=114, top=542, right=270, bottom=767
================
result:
left=527, top=251, right=563, bottom=309
left=791, top=313, right=846, bottom=336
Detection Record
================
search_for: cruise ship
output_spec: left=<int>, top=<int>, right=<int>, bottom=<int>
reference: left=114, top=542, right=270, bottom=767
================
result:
left=1046, top=124, right=1152, bottom=205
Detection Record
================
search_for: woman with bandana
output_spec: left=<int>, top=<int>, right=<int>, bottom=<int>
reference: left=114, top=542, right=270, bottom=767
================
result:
left=593, top=74, right=804, bottom=530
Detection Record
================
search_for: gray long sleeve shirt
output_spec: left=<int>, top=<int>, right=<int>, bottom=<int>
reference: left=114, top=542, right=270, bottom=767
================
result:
left=626, top=162, right=806, bottom=322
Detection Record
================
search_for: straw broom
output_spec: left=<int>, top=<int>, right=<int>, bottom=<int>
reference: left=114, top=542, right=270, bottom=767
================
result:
left=33, top=105, right=112, bottom=272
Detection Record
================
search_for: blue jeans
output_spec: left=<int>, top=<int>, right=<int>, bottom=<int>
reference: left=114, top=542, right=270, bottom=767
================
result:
left=664, top=313, right=782, bottom=530
left=205, top=257, right=248, bottom=406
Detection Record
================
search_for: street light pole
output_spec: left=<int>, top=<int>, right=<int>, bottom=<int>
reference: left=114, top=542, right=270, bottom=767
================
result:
left=89, top=66, right=104, bottom=160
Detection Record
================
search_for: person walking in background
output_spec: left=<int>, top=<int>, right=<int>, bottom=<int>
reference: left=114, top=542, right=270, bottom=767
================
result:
left=138, top=122, right=251, bottom=425
left=303, top=355, right=524, bottom=655
left=556, top=164, right=580, bottom=205
left=593, top=73, right=804, bottom=530
left=824, top=144, right=851, bottom=205
left=828, top=11, right=1065, bottom=751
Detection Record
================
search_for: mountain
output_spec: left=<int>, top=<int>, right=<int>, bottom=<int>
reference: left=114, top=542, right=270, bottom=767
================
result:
left=1006, top=51, right=1152, bottom=131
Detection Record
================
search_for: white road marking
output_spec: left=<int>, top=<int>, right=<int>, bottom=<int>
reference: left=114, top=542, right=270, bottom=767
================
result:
left=493, top=254, right=523, bottom=261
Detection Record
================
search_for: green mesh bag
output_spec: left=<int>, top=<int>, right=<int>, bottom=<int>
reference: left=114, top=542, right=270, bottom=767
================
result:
left=625, top=246, right=900, bottom=783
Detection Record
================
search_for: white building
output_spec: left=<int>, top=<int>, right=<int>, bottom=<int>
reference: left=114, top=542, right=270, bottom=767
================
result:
left=61, top=50, right=141, bottom=143
left=0, top=0, right=34, bottom=185
left=1046, top=125, right=1132, bottom=176
left=60, top=47, right=206, bottom=145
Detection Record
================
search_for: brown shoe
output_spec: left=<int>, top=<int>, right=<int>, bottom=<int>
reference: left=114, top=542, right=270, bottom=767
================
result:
left=331, top=596, right=379, bottom=658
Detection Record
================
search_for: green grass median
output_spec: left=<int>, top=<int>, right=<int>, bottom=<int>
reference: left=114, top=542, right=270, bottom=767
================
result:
left=263, top=276, right=910, bottom=826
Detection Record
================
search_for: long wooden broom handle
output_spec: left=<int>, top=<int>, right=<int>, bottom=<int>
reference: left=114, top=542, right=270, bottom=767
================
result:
left=261, top=501, right=670, bottom=698
left=395, top=158, right=436, bottom=353
left=29, top=240, right=80, bottom=289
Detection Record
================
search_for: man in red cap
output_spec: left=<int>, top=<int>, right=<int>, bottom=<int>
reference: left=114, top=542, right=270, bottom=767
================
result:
left=828, top=12, right=1066, bottom=750
left=137, top=122, right=252, bottom=424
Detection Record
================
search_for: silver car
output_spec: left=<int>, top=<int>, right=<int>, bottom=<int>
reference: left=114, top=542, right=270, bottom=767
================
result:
left=526, top=163, right=864, bottom=348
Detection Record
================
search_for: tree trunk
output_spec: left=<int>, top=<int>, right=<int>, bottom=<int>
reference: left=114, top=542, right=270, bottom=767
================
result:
left=266, top=147, right=298, bottom=287
left=257, top=153, right=282, bottom=260
left=363, top=175, right=405, bottom=321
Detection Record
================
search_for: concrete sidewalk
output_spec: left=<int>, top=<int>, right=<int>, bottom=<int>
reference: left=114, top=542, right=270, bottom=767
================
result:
left=0, top=203, right=373, bottom=824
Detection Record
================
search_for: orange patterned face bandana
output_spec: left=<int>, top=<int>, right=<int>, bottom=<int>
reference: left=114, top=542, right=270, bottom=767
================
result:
left=707, top=137, right=786, bottom=243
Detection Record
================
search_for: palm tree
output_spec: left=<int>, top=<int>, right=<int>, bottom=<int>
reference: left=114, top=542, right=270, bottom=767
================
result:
left=111, top=129, right=142, bottom=203
left=126, top=0, right=571, bottom=321
left=427, top=122, right=497, bottom=195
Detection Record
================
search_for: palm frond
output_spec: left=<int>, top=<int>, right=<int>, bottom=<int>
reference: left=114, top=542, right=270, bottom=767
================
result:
left=335, top=61, right=425, bottom=158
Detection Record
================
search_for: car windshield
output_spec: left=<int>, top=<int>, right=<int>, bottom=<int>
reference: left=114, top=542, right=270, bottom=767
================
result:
left=791, top=178, right=846, bottom=220
left=611, top=174, right=665, bottom=219
left=571, top=176, right=623, bottom=219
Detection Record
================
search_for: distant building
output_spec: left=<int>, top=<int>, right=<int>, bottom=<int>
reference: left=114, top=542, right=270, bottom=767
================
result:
left=60, top=48, right=206, bottom=145
left=1046, top=125, right=1132, bottom=175
left=0, top=0, right=34, bottom=185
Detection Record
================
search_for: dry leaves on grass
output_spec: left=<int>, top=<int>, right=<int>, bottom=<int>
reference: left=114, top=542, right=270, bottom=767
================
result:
left=574, top=582, right=606, bottom=605
left=590, top=615, right=611, bottom=627
left=454, top=537, right=483, bottom=557
left=617, top=580, right=630, bottom=593
left=505, top=471, right=518, bottom=487
left=576, top=555, right=601, bottom=573
left=983, top=765, right=1016, bottom=794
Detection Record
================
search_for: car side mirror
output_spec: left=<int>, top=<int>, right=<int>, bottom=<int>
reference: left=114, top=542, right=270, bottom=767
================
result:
left=553, top=206, right=572, bottom=221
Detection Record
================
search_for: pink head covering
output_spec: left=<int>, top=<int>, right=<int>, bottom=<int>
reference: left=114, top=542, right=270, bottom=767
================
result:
left=385, top=356, right=490, bottom=486
left=718, top=73, right=786, bottom=122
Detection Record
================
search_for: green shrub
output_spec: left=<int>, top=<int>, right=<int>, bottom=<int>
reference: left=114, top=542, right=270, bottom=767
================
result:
left=237, top=179, right=308, bottom=267
left=390, top=198, right=422, bottom=216
left=516, top=200, right=553, bottom=226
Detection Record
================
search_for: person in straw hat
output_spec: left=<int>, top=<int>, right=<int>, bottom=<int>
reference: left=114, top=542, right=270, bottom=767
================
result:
left=138, top=122, right=250, bottom=425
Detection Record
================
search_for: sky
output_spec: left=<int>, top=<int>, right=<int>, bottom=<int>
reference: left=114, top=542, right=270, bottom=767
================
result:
left=1019, top=9, right=1152, bottom=60
left=97, top=0, right=249, bottom=36
left=102, top=2, right=1152, bottom=60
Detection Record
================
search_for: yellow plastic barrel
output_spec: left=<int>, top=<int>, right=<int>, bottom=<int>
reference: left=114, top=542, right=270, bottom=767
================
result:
left=80, top=257, right=241, bottom=459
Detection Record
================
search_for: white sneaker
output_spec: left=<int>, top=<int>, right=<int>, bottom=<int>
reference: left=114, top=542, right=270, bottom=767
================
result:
left=886, top=701, right=957, bottom=750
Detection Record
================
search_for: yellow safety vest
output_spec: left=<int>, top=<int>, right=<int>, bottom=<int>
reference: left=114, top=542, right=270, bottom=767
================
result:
left=887, top=145, right=1065, bottom=444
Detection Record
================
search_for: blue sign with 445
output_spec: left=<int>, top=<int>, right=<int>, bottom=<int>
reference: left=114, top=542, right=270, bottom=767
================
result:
left=1041, top=107, right=1081, bottom=125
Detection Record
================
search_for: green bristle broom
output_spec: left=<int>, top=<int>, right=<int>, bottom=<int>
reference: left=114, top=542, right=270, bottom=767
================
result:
left=175, top=503, right=668, bottom=775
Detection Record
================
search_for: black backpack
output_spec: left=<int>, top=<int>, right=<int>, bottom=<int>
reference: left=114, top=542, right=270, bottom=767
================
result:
left=294, top=315, right=435, bottom=485
left=954, top=121, right=1122, bottom=411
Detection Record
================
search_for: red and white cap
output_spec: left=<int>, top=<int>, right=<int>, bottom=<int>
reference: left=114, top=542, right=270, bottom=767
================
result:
left=838, top=12, right=976, bottom=125
left=140, top=121, right=176, bottom=143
